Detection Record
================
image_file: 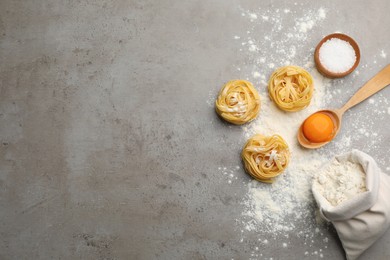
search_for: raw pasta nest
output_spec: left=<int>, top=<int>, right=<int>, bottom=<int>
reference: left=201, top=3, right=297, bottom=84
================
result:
left=268, top=66, right=314, bottom=112
left=215, top=80, right=260, bottom=125
left=242, top=134, right=290, bottom=183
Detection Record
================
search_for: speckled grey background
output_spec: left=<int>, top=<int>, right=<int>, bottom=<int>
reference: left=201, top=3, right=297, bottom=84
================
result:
left=0, top=0, right=389, bottom=259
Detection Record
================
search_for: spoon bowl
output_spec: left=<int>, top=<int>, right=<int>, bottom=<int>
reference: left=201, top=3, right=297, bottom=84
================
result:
left=298, top=64, right=390, bottom=149
left=297, top=109, right=342, bottom=149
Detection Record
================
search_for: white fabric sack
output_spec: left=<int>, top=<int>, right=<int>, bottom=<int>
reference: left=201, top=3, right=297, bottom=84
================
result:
left=312, top=149, right=390, bottom=260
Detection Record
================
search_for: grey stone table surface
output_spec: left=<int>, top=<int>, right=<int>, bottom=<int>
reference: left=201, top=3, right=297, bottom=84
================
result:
left=1, top=0, right=389, bottom=259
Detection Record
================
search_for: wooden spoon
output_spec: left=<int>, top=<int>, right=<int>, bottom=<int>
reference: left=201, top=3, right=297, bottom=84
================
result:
left=298, top=64, right=390, bottom=149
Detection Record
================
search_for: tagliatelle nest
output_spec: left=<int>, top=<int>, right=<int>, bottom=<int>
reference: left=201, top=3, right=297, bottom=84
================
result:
left=215, top=80, right=261, bottom=125
left=242, top=134, right=290, bottom=183
left=268, top=66, right=314, bottom=112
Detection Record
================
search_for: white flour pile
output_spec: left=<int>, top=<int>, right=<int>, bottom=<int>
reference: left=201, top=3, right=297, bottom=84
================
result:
left=313, top=159, right=366, bottom=206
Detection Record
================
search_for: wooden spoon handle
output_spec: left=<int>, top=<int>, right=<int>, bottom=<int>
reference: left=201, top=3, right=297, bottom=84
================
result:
left=340, top=64, right=390, bottom=113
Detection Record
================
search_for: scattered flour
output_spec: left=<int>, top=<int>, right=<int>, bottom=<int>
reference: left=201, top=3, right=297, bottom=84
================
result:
left=296, top=8, right=327, bottom=33
left=252, top=71, right=261, bottom=78
left=249, top=13, right=258, bottom=20
left=218, top=166, right=240, bottom=185
left=380, top=50, right=387, bottom=58
left=318, top=8, right=326, bottom=19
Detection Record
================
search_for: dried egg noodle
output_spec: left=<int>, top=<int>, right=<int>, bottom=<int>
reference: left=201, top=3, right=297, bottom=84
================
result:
left=242, top=134, right=290, bottom=183
left=215, top=80, right=260, bottom=125
left=268, top=66, right=314, bottom=112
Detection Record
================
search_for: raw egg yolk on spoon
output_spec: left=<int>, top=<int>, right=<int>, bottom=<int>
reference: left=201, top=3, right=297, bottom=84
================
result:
left=302, top=112, right=335, bottom=143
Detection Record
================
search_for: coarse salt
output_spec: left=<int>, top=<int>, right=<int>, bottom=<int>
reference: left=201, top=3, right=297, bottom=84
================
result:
left=319, top=38, right=356, bottom=73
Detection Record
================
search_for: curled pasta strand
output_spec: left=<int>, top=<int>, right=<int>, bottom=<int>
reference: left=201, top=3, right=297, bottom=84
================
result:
left=242, top=134, right=290, bottom=183
left=268, top=66, right=314, bottom=112
left=215, top=80, right=261, bottom=125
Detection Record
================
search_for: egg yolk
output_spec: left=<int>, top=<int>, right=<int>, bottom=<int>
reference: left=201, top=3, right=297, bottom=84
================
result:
left=302, top=112, right=335, bottom=143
